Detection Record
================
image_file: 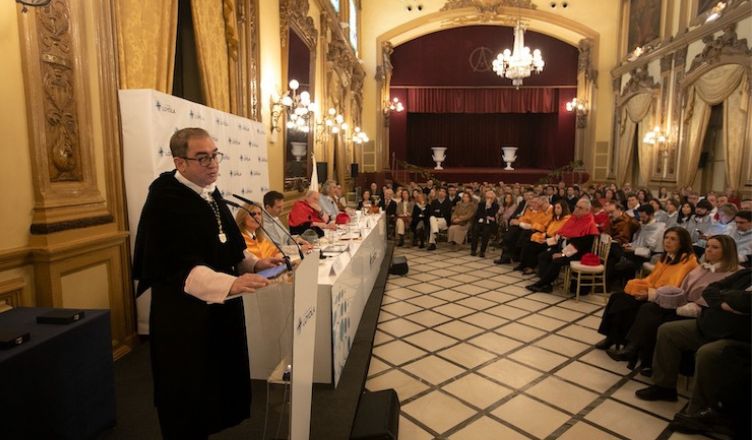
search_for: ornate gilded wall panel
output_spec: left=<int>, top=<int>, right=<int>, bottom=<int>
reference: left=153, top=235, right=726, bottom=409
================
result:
left=17, top=0, right=111, bottom=233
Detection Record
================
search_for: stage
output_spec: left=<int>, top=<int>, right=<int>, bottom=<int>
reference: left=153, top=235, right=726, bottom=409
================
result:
left=426, top=167, right=552, bottom=184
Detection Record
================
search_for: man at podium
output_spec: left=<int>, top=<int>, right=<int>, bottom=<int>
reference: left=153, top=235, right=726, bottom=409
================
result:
left=133, top=127, right=283, bottom=439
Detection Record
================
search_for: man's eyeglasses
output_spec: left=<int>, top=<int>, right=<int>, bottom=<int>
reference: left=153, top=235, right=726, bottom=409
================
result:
left=181, top=152, right=224, bottom=167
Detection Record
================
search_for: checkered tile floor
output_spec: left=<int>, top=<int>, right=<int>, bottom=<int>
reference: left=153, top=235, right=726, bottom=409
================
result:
left=367, top=245, right=712, bottom=440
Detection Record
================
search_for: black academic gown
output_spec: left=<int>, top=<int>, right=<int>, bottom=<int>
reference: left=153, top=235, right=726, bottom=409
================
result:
left=133, top=171, right=251, bottom=439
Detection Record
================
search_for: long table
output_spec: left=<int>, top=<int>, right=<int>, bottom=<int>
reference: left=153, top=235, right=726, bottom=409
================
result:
left=314, top=213, right=387, bottom=385
left=245, top=213, right=386, bottom=386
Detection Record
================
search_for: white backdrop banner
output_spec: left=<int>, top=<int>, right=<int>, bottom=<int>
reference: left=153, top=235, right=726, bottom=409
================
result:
left=118, top=89, right=269, bottom=333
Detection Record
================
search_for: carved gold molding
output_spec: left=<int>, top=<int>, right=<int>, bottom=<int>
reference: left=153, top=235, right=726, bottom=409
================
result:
left=688, top=24, right=752, bottom=72
left=235, top=0, right=261, bottom=121
left=578, top=38, right=598, bottom=84
left=619, top=66, right=659, bottom=103
left=17, top=0, right=112, bottom=233
left=441, top=0, right=537, bottom=13
left=611, top=3, right=751, bottom=78
left=280, top=0, right=318, bottom=49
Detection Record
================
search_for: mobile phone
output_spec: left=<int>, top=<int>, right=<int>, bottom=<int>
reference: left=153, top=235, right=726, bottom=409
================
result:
left=257, top=264, right=288, bottom=279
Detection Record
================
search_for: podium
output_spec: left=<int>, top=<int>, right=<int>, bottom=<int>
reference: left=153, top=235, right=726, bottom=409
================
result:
left=243, top=251, right=318, bottom=440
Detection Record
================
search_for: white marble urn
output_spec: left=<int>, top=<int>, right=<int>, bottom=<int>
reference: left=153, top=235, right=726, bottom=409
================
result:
left=501, top=146, right=518, bottom=170
left=431, top=147, right=447, bottom=170
left=290, top=142, right=307, bottom=162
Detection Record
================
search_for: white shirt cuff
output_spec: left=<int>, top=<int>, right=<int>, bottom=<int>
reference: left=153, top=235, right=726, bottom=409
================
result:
left=184, top=265, right=236, bottom=304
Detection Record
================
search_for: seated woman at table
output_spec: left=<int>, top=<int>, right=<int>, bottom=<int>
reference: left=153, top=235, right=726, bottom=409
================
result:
left=596, top=227, right=699, bottom=357
left=357, top=190, right=372, bottom=211
left=410, top=193, right=429, bottom=248
left=448, top=192, right=477, bottom=245
left=517, top=201, right=570, bottom=274
left=235, top=203, right=283, bottom=259
left=609, top=235, right=740, bottom=372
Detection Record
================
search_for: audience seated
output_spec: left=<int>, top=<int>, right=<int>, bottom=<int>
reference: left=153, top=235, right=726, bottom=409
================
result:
left=611, top=204, right=666, bottom=286
left=664, top=198, right=680, bottom=228
left=729, top=210, right=752, bottom=266
left=687, top=199, right=714, bottom=256
left=605, top=235, right=740, bottom=373
left=447, top=192, right=476, bottom=246
left=495, top=194, right=552, bottom=264
left=470, top=190, right=500, bottom=257
left=394, top=190, right=413, bottom=247
left=517, top=200, right=570, bottom=275
left=526, top=198, right=598, bottom=293
left=635, top=268, right=750, bottom=438
left=410, top=193, right=429, bottom=248
left=596, top=227, right=699, bottom=356
left=427, top=187, right=453, bottom=251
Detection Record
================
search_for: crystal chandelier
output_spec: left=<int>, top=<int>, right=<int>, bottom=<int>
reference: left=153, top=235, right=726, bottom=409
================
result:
left=492, top=20, right=544, bottom=88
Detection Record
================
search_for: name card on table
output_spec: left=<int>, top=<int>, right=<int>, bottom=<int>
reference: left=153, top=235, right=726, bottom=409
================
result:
left=330, top=252, right=350, bottom=277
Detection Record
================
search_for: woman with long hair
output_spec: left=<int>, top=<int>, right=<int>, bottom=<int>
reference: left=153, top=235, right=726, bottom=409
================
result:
left=357, top=190, right=372, bottom=210
left=676, top=201, right=695, bottom=227
left=517, top=201, right=570, bottom=274
left=235, top=204, right=283, bottom=259
left=596, top=227, right=699, bottom=356
left=650, top=199, right=669, bottom=224
left=612, top=235, right=740, bottom=372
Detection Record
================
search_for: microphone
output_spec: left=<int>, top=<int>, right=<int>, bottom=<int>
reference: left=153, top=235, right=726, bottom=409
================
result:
left=231, top=193, right=305, bottom=260
left=223, top=199, right=293, bottom=270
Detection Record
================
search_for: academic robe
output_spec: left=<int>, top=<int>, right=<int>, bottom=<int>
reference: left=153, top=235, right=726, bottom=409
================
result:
left=132, top=170, right=251, bottom=437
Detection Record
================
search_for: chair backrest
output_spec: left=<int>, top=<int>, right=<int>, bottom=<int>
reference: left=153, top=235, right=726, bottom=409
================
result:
left=598, top=234, right=613, bottom=265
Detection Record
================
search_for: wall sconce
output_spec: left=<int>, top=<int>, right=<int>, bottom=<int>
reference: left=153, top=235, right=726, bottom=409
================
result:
left=349, top=127, right=370, bottom=145
left=644, top=125, right=671, bottom=177
left=566, top=98, right=589, bottom=128
left=382, top=97, right=404, bottom=127
left=270, top=79, right=318, bottom=134
left=313, top=107, right=347, bottom=147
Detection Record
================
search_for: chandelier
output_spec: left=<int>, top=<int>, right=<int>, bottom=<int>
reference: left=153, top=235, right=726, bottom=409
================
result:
left=492, top=20, right=544, bottom=88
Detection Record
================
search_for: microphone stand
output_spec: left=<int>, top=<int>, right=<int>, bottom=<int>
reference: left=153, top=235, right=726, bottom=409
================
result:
left=223, top=199, right=293, bottom=271
left=230, top=194, right=306, bottom=261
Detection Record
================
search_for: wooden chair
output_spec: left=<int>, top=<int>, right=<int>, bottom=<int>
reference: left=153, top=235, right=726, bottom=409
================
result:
left=565, top=233, right=612, bottom=302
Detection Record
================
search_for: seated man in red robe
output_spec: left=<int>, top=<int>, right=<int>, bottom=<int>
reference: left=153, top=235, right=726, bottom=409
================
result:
left=288, top=190, right=336, bottom=237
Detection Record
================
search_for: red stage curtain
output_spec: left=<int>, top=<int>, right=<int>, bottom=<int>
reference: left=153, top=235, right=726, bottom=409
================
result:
left=406, top=113, right=572, bottom=170
left=405, top=88, right=558, bottom=113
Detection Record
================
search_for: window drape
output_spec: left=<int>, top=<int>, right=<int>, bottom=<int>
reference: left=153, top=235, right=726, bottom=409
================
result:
left=115, top=0, right=178, bottom=92
left=191, top=0, right=237, bottom=113
left=405, top=88, right=558, bottom=113
left=681, top=64, right=748, bottom=187
left=616, top=92, right=652, bottom=186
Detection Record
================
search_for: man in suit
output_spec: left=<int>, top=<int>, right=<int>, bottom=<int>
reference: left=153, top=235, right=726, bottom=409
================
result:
left=427, top=187, right=452, bottom=251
